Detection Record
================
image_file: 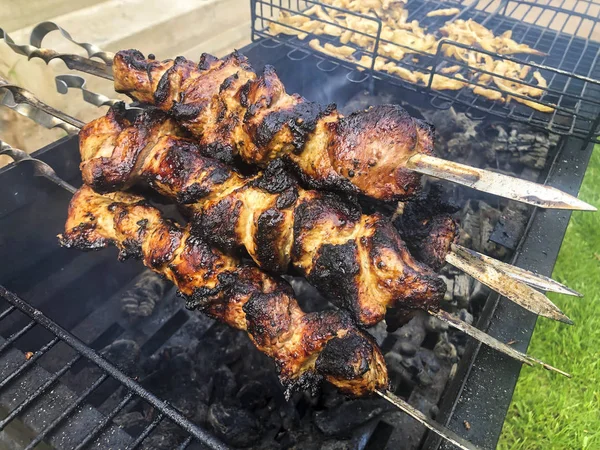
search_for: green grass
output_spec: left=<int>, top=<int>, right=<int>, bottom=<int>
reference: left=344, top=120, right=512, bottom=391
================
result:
left=498, top=146, right=600, bottom=450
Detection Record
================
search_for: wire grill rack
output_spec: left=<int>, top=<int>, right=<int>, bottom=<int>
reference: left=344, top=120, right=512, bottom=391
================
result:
left=251, top=0, right=600, bottom=141
left=0, top=285, right=227, bottom=450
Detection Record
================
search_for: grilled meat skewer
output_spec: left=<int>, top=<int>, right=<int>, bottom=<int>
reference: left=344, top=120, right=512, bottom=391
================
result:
left=79, top=105, right=572, bottom=326
left=59, top=185, right=388, bottom=397
left=111, top=50, right=595, bottom=211
left=80, top=104, right=445, bottom=327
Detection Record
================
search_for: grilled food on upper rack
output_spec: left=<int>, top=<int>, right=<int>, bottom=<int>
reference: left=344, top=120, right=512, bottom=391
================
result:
left=59, top=185, right=388, bottom=397
left=79, top=104, right=445, bottom=327
left=111, top=50, right=595, bottom=211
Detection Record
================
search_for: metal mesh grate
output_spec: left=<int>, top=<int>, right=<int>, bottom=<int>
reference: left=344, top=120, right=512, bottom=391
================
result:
left=0, top=286, right=227, bottom=450
left=251, top=0, right=600, bottom=141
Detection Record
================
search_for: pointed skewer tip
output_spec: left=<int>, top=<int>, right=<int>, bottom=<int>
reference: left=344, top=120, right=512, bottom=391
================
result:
left=376, top=390, right=480, bottom=450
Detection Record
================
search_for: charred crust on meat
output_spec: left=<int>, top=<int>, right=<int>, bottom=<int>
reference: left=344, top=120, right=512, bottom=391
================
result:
left=243, top=292, right=292, bottom=348
left=58, top=225, right=108, bottom=250
left=119, top=238, right=143, bottom=261
left=198, top=53, right=220, bottom=70
left=276, top=187, right=298, bottom=209
left=193, top=197, right=243, bottom=253
left=145, top=224, right=181, bottom=270
left=371, top=223, right=446, bottom=310
left=170, top=102, right=203, bottom=121
left=238, top=80, right=252, bottom=108
left=115, top=49, right=151, bottom=73
left=250, top=159, right=297, bottom=194
left=307, top=241, right=361, bottom=312
left=255, top=208, right=288, bottom=273
left=250, top=101, right=330, bottom=151
left=198, top=141, right=236, bottom=165
left=285, top=156, right=359, bottom=195
left=219, top=73, right=239, bottom=93
left=316, top=334, right=372, bottom=380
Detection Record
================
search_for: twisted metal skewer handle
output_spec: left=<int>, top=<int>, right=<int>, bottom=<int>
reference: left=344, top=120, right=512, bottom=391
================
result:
left=55, top=75, right=120, bottom=107
left=29, top=22, right=114, bottom=63
left=0, top=140, right=76, bottom=193
left=55, top=74, right=143, bottom=111
left=1, top=23, right=113, bottom=79
left=0, top=76, right=84, bottom=133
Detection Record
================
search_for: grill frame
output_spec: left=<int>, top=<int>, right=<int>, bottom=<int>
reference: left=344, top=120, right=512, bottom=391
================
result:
left=251, top=0, right=600, bottom=141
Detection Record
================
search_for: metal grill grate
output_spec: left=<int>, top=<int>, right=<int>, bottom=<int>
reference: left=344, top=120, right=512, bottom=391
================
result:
left=251, top=0, right=600, bottom=141
left=0, top=286, right=227, bottom=450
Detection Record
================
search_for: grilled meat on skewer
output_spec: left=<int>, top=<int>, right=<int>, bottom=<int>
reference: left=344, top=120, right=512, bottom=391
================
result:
left=393, top=186, right=461, bottom=271
left=113, top=50, right=432, bottom=201
left=79, top=105, right=445, bottom=327
left=59, top=186, right=388, bottom=397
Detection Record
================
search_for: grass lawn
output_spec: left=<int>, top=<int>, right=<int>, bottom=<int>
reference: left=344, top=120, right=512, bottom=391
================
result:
left=498, top=146, right=600, bottom=450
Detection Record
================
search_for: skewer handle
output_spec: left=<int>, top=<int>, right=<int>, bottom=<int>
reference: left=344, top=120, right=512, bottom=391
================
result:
left=0, top=140, right=76, bottom=193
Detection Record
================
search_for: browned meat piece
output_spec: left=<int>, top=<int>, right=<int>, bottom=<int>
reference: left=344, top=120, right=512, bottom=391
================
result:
left=113, top=50, right=436, bottom=201
left=393, top=187, right=460, bottom=271
left=79, top=106, right=446, bottom=327
left=59, top=186, right=388, bottom=397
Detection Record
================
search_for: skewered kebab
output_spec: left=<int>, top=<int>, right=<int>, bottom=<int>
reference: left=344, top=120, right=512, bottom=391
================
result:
left=5, top=71, right=582, bottom=301
left=0, top=81, right=575, bottom=364
left=60, top=185, right=388, bottom=397
left=77, top=105, right=573, bottom=333
left=0, top=98, right=573, bottom=383
left=110, top=49, right=594, bottom=211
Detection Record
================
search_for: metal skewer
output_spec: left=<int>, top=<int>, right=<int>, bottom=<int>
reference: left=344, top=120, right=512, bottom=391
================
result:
left=376, top=390, right=479, bottom=450
left=0, top=140, right=76, bottom=193
left=0, top=23, right=113, bottom=79
left=452, top=245, right=581, bottom=297
left=446, top=244, right=572, bottom=324
left=1, top=25, right=596, bottom=212
left=406, top=153, right=596, bottom=211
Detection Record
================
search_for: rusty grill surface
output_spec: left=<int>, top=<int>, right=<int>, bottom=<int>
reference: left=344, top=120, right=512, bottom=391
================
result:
left=252, top=0, right=600, bottom=141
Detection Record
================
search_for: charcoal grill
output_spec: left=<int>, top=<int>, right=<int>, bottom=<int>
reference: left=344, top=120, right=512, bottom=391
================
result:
left=1, top=2, right=598, bottom=449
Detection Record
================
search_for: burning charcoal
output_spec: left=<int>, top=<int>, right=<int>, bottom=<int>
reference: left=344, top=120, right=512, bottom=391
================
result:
left=470, top=281, right=491, bottom=304
left=452, top=274, right=472, bottom=309
left=236, top=380, right=270, bottom=410
left=313, top=399, right=394, bottom=438
left=434, top=333, right=458, bottom=362
left=195, top=401, right=209, bottom=425
left=121, top=271, right=167, bottom=321
left=491, top=202, right=531, bottom=250
left=99, top=339, right=140, bottom=376
left=208, top=403, right=262, bottom=447
left=440, top=275, right=454, bottom=302
left=212, top=365, right=238, bottom=403
left=285, top=275, right=329, bottom=312
left=320, top=439, right=356, bottom=450
left=425, top=315, right=449, bottom=333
